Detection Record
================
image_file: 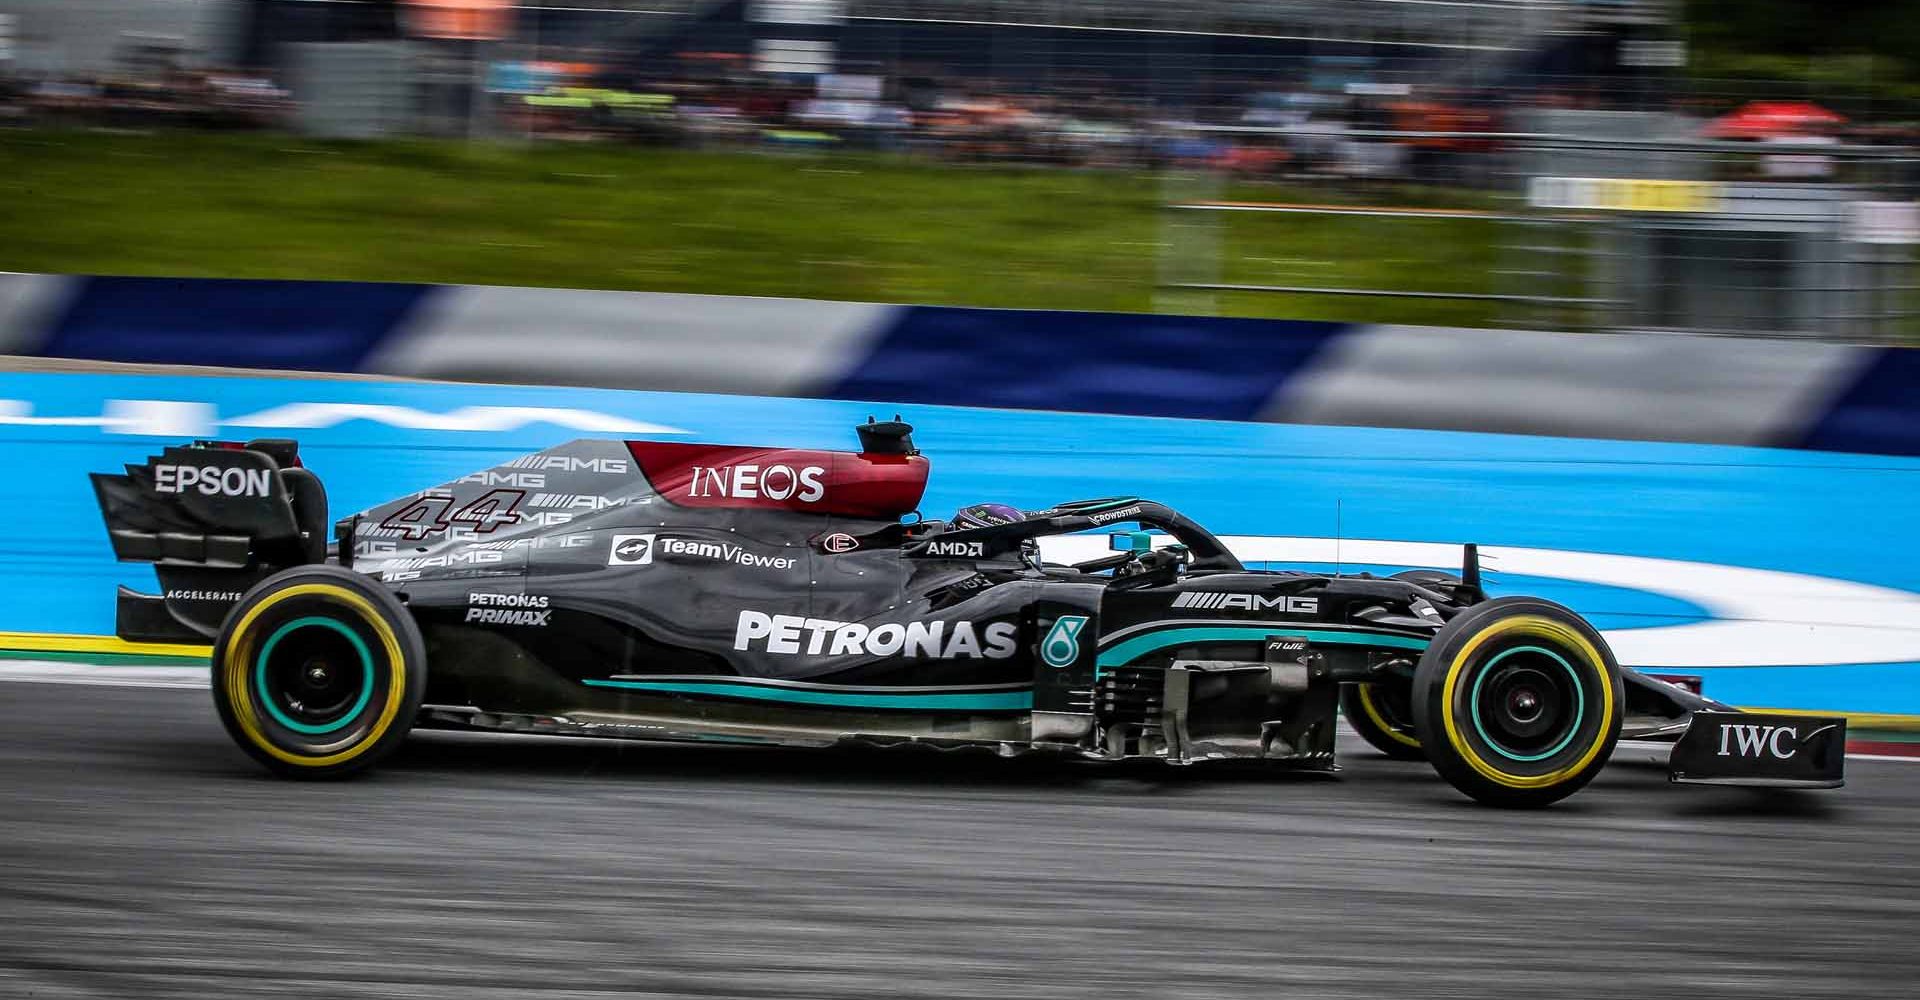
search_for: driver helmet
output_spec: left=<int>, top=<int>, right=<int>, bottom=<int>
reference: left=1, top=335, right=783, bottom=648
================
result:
left=951, top=502, right=1025, bottom=530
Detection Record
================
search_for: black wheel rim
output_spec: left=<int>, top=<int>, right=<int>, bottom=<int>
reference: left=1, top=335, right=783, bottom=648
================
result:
left=1469, top=645, right=1585, bottom=763
left=253, top=616, right=375, bottom=736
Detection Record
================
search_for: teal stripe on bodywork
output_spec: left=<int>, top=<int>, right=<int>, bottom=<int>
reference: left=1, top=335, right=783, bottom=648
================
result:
left=1097, top=626, right=1429, bottom=672
left=582, top=679, right=1034, bottom=711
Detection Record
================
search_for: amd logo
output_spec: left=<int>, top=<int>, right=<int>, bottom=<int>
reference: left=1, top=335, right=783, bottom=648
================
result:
left=923, top=540, right=985, bottom=558
left=1717, top=723, right=1836, bottom=760
left=687, top=464, right=826, bottom=503
left=1172, top=592, right=1320, bottom=614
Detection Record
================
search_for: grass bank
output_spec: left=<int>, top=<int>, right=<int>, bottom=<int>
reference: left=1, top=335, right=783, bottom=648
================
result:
left=0, top=130, right=1501, bottom=326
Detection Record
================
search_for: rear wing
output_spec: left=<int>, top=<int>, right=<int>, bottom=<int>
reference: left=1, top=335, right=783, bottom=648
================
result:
left=90, top=439, right=329, bottom=642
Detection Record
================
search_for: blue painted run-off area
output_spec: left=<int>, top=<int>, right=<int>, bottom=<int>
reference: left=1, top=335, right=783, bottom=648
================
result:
left=1, top=371, right=1914, bottom=715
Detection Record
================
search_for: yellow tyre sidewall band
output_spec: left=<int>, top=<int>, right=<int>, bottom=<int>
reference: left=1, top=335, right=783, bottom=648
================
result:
left=1440, top=615, right=1615, bottom=790
left=223, top=583, right=406, bottom=768
left=1357, top=683, right=1422, bottom=748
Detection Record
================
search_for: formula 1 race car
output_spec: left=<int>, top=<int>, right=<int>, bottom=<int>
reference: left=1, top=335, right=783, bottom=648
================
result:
left=90, top=419, right=1846, bottom=806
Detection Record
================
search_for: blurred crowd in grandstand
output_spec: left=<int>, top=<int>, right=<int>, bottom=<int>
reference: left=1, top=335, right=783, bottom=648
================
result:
left=11, top=58, right=1915, bottom=182
left=3, top=0, right=1917, bottom=184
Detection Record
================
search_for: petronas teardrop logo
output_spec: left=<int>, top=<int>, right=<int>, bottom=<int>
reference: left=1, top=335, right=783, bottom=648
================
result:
left=1041, top=615, right=1089, bottom=669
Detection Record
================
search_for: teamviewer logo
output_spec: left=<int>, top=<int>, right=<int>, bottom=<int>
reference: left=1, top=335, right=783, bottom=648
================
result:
left=608, top=534, right=656, bottom=566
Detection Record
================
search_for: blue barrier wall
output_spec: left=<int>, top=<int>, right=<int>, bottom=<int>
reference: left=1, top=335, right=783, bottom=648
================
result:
left=4, top=370, right=1917, bottom=715
left=5, top=273, right=1918, bottom=455
left=827, top=306, right=1348, bottom=421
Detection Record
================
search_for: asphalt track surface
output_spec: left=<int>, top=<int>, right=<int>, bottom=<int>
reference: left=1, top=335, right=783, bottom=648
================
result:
left=3, top=681, right=1918, bottom=1000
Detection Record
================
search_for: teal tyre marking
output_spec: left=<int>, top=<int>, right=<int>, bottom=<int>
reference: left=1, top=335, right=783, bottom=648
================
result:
left=254, top=616, right=375, bottom=735
left=1468, top=644, right=1586, bottom=762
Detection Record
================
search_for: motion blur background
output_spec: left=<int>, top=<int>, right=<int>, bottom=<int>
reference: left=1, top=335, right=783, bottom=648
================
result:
left=5, top=3, right=1920, bottom=999
left=1, top=0, right=1917, bottom=336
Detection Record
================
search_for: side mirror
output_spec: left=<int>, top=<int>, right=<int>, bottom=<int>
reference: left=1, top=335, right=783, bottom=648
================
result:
left=1108, top=530, right=1154, bottom=553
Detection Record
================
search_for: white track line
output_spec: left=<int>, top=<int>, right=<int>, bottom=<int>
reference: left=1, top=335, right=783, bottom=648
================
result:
left=0, top=661, right=207, bottom=689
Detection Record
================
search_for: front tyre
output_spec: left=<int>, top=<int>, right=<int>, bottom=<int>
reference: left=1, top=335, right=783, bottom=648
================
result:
left=211, top=564, right=426, bottom=779
left=1411, top=597, right=1622, bottom=807
left=1340, top=682, right=1425, bottom=760
left=1390, top=569, right=1462, bottom=589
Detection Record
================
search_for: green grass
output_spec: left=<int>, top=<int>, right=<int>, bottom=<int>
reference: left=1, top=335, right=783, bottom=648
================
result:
left=0, top=129, right=1502, bottom=326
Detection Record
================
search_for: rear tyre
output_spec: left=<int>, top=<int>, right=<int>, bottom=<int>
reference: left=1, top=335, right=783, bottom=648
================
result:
left=211, top=564, right=426, bottom=779
left=1340, top=682, right=1425, bottom=760
left=1411, top=597, right=1622, bottom=807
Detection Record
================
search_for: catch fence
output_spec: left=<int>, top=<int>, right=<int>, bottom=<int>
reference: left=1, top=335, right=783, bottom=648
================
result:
left=1156, top=127, right=1920, bottom=342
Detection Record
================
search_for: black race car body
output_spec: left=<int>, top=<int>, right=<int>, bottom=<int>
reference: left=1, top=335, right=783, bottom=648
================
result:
left=91, top=420, right=1846, bottom=805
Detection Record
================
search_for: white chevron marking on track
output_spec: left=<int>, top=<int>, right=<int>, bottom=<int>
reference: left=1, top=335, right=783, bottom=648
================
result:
left=1038, top=534, right=1920, bottom=669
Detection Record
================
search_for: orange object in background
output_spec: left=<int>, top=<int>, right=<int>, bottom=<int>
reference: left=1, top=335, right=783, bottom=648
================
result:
left=405, top=0, right=515, bottom=41
left=1386, top=100, right=1499, bottom=151
left=1704, top=101, right=1847, bottom=140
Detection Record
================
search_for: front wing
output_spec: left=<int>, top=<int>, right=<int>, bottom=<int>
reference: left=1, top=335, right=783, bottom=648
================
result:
left=1667, top=711, right=1847, bottom=788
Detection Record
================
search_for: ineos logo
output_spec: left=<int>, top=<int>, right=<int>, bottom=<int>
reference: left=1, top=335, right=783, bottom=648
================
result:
left=823, top=532, right=859, bottom=553
left=1717, top=723, right=1838, bottom=760
left=687, top=464, right=826, bottom=503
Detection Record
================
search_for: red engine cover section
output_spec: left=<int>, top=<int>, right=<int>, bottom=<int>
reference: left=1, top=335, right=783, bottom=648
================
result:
left=626, top=442, right=930, bottom=518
